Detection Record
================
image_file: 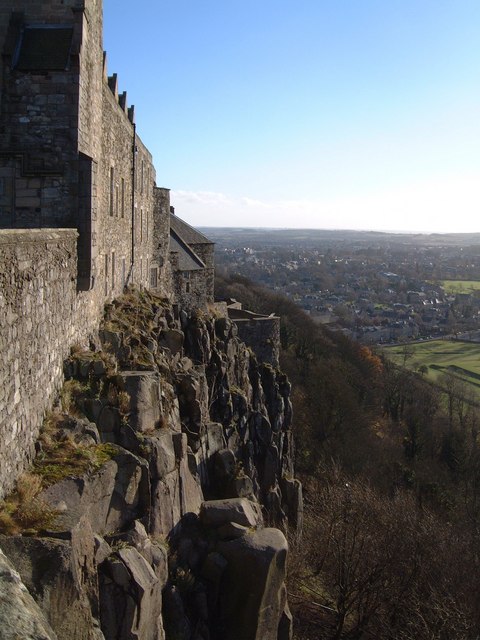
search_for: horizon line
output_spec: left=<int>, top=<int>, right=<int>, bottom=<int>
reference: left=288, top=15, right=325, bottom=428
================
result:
left=196, top=226, right=480, bottom=236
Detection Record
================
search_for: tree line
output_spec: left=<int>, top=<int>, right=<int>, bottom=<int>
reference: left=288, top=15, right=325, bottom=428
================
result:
left=216, top=272, right=480, bottom=639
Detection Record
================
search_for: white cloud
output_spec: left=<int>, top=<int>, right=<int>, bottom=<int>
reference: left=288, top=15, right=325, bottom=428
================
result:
left=171, top=174, right=480, bottom=233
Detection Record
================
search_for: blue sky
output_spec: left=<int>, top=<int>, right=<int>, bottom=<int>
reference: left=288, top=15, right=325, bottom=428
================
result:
left=103, top=1, right=480, bottom=232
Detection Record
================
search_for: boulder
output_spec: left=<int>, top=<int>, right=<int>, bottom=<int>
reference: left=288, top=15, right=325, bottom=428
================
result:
left=216, top=522, right=250, bottom=540
left=214, top=449, right=236, bottom=482
left=228, top=474, right=254, bottom=499
left=151, top=454, right=203, bottom=537
left=179, top=457, right=204, bottom=518
left=117, top=372, right=163, bottom=432
left=0, top=547, right=58, bottom=640
left=151, top=473, right=182, bottom=537
left=158, top=328, right=184, bottom=355
left=39, top=446, right=150, bottom=535
left=0, top=517, right=101, bottom=640
left=200, top=498, right=262, bottom=530
left=147, top=430, right=177, bottom=480
left=111, top=521, right=169, bottom=587
left=99, top=546, right=165, bottom=640
left=216, top=528, right=289, bottom=640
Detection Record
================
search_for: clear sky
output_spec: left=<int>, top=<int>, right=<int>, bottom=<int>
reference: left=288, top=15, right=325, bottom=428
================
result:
left=103, top=0, right=480, bottom=233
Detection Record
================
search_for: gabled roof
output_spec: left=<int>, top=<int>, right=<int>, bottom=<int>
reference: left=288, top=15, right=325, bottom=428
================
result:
left=170, top=214, right=213, bottom=245
left=170, top=229, right=205, bottom=271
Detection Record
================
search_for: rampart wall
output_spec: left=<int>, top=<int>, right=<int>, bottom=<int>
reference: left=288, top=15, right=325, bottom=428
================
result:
left=233, top=316, right=280, bottom=368
left=0, top=228, right=96, bottom=498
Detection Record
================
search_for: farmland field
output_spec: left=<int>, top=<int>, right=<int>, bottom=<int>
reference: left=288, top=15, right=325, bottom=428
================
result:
left=440, top=280, right=480, bottom=295
left=383, top=339, right=480, bottom=397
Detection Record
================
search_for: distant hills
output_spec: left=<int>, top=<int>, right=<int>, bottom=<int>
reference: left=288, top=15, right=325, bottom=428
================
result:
left=200, top=227, right=480, bottom=247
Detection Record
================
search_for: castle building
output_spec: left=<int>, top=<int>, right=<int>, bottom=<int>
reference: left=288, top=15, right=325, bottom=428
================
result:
left=0, top=0, right=214, bottom=496
left=0, top=0, right=213, bottom=308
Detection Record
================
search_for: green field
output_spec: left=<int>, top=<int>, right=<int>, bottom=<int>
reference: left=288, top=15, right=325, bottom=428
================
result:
left=383, top=339, right=480, bottom=397
left=440, top=280, right=480, bottom=295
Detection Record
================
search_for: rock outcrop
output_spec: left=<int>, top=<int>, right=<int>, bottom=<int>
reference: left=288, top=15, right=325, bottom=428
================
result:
left=0, top=290, right=301, bottom=640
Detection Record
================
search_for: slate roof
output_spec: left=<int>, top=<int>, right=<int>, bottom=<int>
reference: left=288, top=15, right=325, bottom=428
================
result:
left=170, top=229, right=205, bottom=271
left=169, top=214, right=213, bottom=245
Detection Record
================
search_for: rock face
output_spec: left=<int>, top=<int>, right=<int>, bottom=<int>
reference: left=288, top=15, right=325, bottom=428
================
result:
left=0, top=293, right=301, bottom=640
left=217, top=528, right=290, bottom=640
left=0, top=548, right=58, bottom=640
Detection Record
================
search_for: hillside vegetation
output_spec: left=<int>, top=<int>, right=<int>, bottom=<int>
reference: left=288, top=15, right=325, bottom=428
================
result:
left=216, top=272, right=480, bottom=640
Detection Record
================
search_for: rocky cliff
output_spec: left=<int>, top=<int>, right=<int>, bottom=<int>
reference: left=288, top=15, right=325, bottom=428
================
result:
left=0, top=289, right=302, bottom=640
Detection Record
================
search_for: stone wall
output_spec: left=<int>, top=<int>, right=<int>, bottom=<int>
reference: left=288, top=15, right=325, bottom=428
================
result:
left=0, top=7, right=81, bottom=228
left=151, top=187, right=173, bottom=297
left=0, top=229, right=94, bottom=499
left=172, top=264, right=214, bottom=310
left=232, top=316, right=281, bottom=368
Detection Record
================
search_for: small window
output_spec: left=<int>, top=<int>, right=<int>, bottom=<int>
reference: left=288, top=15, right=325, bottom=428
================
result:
left=121, top=178, right=125, bottom=218
left=109, top=167, right=114, bottom=216
left=150, top=267, right=158, bottom=288
left=15, top=26, right=73, bottom=71
left=140, top=208, right=143, bottom=243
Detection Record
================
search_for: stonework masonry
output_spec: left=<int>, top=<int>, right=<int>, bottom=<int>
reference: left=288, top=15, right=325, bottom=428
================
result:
left=228, top=308, right=281, bottom=368
left=0, top=0, right=214, bottom=497
left=0, top=229, right=89, bottom=498
left=0, top=0, right=213, bottom=309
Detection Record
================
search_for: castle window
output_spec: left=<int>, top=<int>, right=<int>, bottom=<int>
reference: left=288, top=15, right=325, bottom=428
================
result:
left=15, top=26, right=73, bottom=71
left=141, top=161, right=144, bottom=195
left=109, top=167, right=114, bottom=216
left=140, top=208, right=143, bottom=243
left=121, top=178, right=125, bottom=218
left=183, top=270, right=191, bottom=293
left=150, top=267, right=158, bottom=289
left=115, top=183, right=119, bottom=216
left=111, top=251, right=115, bottom=289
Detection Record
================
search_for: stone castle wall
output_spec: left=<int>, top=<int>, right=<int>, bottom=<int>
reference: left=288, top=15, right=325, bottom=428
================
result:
left=99, top=76, right=156, bottom=298
left=233, top=316, right=281, bottom=368
left=0, top=0, right=215, bottom=495
left=151, top=187, right=173, bottom=296
left=0, top=228, right=96, bottom=499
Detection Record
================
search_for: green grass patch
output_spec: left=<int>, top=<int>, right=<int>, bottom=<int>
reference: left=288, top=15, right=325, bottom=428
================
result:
left=440, top=280, right=480, bottom=295
left=383, top=339, right=480, bottom=398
